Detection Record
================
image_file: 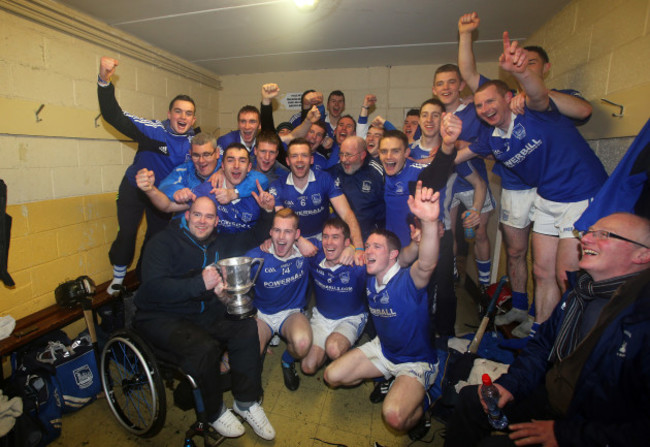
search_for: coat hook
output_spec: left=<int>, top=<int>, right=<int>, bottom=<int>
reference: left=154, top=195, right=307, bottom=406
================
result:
left=94, top=113, right=102, bottom=128
left=600, top=98, right=624, bottom=118
left=35, top=104, right=45, bottom=123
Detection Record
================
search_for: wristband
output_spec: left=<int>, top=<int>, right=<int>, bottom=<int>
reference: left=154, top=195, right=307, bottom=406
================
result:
left=355, top=247, right=364, bottom=251
left=470, top=207, right=479, bottom=213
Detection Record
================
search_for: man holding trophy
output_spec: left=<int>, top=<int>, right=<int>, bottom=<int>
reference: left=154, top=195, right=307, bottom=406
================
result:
left=134, top=192, right=277, bottom=441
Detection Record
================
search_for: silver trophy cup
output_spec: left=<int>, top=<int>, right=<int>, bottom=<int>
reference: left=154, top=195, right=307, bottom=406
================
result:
left=216, top=256, right=264, bottom=319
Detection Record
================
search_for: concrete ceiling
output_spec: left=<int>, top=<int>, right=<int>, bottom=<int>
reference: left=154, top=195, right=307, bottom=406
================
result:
left=55, top=0, right=570, bottom=76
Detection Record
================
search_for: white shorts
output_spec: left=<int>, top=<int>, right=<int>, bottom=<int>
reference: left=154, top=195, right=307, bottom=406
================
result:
left=256, top=308, right=303, bottom=335
left=451, top=189, right=495, bottom=214
left=357, top=337, right=438, bottom=389
left=310, top=307, right=367, bottom=349
left=532, top=195, right=591, bottom=239
left=500, top=187, right=536, bottom=228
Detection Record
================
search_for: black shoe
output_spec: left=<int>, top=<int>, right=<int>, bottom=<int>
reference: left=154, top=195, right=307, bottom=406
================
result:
left=369, top=377, right=394, bottom=403
left=282, top=362, right=300, bottom=391
left=407, top=415, right=431, bottom=441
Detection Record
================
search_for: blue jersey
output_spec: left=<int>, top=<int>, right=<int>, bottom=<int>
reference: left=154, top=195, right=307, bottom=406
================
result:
left=312, top=152, right=329, bottom=171
left=308, top=244, right=367, bottom=319
left=384, top=159, right=426, bottom=246
left=216, top=130, right=256, bottom=157
left=367, top=266, right=436, bottom=364
left=269, top=169, right=343, bottom=238
left=253, top=161, right=289, bottom=185
left=452, top=158, right=491, bottom=195
left=409, top=139, right=438, bottom=160
left=246, top=246, right=309, bottom=313
left=452, top=103, right=493, bottom=194
left=192, top=182, right=261, bottom=234
left=329, top=158, right=385, bottom=240
left=469, top=102, right=607, bottom=202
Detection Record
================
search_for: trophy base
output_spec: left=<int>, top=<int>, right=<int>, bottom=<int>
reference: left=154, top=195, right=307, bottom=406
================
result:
left=226, top=306, right=257, bottom=320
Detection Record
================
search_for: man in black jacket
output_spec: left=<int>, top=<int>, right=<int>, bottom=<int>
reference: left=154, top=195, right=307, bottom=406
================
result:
left=134, top=195, right=276, bottom=440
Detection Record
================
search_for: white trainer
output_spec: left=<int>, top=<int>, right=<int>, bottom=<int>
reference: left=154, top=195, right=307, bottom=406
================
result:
left=269, top=334, right=281, bottom=346
left=233, top=401, right=276, bottom=440
left=211, top=409, right=245, bottom=438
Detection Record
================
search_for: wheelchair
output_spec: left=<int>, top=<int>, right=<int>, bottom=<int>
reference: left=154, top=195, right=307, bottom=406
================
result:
left=100, top=328, right=226, bottom=446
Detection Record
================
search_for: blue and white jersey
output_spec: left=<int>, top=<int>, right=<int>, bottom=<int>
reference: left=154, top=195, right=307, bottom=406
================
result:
left=189, top=170, right=269, bottom=201
left=409, top=139, right=438, bottom=161
left=192, top=182, right=261, bottom=234
left=216, top=130, right=256, bottom=157
left=312, top=152, right=329, bottom=171
left=246, top=245, right=309, bottom=314
left=329, top=158, right=385, bottom=241
left=367, top=264, right=436, bottom=364
left=469, top=102, right=607, bottom=202
left=451, top=102, right=493, bottom=194
left=384, top=159, right=426, bottom=246
left=308, top=242, right=367, bottom=319
left=452, top=157, right=491, bottom=195
left=253, top=161, right=289, bottom=185
left=325, top=142, right=341, bottom=169
left=159, top=159, right=221, bottom=200
left=269, top=169, right=343, bottom=238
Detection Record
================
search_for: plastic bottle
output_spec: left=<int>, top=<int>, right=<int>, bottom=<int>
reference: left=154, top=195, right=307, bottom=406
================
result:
left=463, top=211, right=475, bottom=241
left=480, top=374, right=509, bottom=430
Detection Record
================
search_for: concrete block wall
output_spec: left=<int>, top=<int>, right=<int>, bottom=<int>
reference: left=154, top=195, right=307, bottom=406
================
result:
left=0, top=9, right=220, bottom=320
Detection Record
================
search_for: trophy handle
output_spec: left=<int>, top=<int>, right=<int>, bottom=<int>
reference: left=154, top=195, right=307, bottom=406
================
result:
left=250, top=257, right=264, bottom=285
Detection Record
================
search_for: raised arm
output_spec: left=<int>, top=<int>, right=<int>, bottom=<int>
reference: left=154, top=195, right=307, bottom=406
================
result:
left=458, top=12, right=481, bottom=92
left=408, top=181, right=441, bottom=289
left=547, top=90, right=592, bottom=120
left=499, top=32, right=549, bottom=111
left=260, top=83, right=280, bottom=133
left=135, top=168, right=190, bottom=213
left=288, top=105, right=321, bottom=141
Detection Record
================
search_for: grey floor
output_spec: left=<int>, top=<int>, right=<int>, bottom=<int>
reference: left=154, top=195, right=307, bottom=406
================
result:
left=51, top=261, right=480, bottom=447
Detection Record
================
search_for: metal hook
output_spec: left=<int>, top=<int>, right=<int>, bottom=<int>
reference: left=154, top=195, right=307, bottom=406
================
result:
left=94, top=113, right=102, bottom=128
left=35, top=104, right=45, bottom=123
left=600, top=98, right=624, bottom=118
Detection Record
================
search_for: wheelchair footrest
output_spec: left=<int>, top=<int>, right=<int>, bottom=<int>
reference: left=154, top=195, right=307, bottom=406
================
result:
left=185, top=421, right=225, bottom=447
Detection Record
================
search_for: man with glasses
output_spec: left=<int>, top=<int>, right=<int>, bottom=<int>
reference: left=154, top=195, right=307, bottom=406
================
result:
left=445, top=212, right=650, bottom=447
left=156, top=133, right=266, bottom=210
left=328, top=136, right=385, bottom=240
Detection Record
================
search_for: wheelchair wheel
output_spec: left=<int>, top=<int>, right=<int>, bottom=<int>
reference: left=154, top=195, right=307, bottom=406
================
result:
left=100, top=329, right=166, bottom=437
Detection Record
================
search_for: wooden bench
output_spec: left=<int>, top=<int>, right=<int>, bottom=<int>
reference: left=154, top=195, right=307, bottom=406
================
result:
left=0, top=272, right=139, bottom=358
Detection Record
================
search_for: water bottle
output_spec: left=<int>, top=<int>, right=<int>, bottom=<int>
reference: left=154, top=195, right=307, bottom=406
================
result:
left=463, top=211, right=475, bottom=241
left=480, top=374, right=508, bottom=430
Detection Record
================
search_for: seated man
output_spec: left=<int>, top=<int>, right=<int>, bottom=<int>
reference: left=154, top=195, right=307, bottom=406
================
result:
left=302, top=218, right=368, bottom=375
left=324, top=181, right=443, bottom=432
left=134, top=196, right=276, bottom=441
left=246, top=208, right=311, bottom=391
left=444, top=212, right=650, bottom=447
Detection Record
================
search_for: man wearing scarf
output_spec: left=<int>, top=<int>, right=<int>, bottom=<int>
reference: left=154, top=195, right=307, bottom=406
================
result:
left=444, top=212, right=650, bottom=447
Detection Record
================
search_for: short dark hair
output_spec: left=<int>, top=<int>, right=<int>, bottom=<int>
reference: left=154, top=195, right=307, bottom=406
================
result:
left=301, top=89, right=316, bottom=108
left=287, top=137, right=311, bottom=154
left=338, top=114, right=357, bottom=127
left=256, top=130, right=281, bottom=149
left=406, top=108, right=420, bottom=118
left=223, top=142, right=250, bottom=161
left=476, top=79, right=511, bottom=96
left=323, top=217, right=351, bottom=240
left=434, top=64, right=462, bottom=81
left=524, top=45, right=550, bottom=64
left=369, top=228, right=401, bottom=253
left=380, top=129, right=409, bottom=149
left=328, top=90, right=345, bottom=102
left=237, top=105, right=260, bottom=121
left=312, top=120, right=328, bottom=134
left=169, top=94, right=195, bottom=111
left=420, top=98, right=446, bottom=113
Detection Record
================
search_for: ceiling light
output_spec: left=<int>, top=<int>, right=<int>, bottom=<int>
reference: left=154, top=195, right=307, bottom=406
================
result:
left=293, top=0, right=319, bottom=12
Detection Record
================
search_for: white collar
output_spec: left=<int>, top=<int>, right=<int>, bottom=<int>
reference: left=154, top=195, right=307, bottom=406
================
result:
left=491, top=112, right=517, bottom=139
left=318, top=257, right=342, bottom=271
left=286, top=170, right=316, bottom=193
left=374, top=261, right=400, bottom=292
left=269, top=243, right=302, bottom=262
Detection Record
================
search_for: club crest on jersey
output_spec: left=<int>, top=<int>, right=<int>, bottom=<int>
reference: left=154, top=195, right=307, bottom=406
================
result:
left=340, top=272, right=350, bottom=284
left=312, top=193, right=322, bottom=206
left=512, top=123, right=526, bottom=140
left=395, top=182, right=405, bottom=194
left=296, top=258, right=304, bottom=269
left=242, top=212, right=253, bottom=223
left=379, top=292, right=389, bottom=305
left=362, top=180, right=372, bottom=193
